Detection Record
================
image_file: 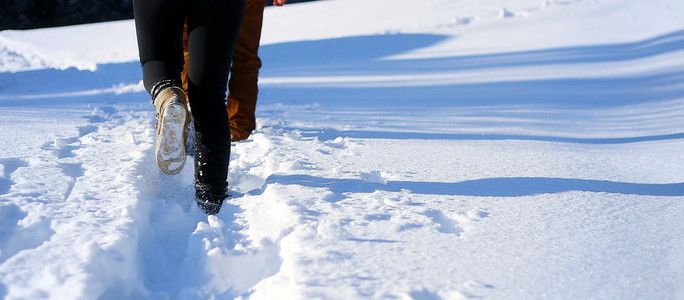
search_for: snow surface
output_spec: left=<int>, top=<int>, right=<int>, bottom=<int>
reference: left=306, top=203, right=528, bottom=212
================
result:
left=1, top=0, right=684, bottom=299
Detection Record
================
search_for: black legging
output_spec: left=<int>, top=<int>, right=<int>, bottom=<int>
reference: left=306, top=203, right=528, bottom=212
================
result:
left=133, top=0, right=245, bottom=202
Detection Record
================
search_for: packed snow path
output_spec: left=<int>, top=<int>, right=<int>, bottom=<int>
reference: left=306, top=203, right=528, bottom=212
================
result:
left=2, top=0, right=684, bottom=299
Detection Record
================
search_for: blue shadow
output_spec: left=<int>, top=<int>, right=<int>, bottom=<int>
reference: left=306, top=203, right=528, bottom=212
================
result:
left=0, top=62, right=147, bottom=107
left=262, top=30, right=684, bottom=76
left=259, top=30, right=684, bottom=108
left=3, top=30, right=683, bottom=109
left=271, top=126, right=684, bottom=144
left=262, top=174, right=684, bottom=199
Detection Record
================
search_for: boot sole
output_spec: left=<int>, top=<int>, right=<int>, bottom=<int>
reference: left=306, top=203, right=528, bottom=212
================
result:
left=155, top=102, right=188, bottom=175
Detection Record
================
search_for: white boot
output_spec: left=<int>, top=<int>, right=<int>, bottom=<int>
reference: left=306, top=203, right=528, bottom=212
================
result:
left=153, top=86, right=189, bottom=175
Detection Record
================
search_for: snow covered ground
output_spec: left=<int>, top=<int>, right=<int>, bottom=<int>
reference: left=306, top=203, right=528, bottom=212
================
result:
left=1, top=0, right=684, bottom=298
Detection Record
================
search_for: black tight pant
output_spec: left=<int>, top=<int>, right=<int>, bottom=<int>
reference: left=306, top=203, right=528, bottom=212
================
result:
left=133, top=0, right=245, bottom=201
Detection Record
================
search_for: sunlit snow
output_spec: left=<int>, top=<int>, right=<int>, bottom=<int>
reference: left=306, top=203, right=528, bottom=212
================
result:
left=1, top=0, right=684, bottom=299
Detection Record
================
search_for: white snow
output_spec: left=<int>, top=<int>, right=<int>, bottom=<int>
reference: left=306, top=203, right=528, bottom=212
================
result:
left=1, top=0, right=684, bottom=299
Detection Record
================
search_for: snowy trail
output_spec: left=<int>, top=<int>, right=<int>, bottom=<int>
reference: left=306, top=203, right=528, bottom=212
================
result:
left=0, top=106, right=153, bottom=298
left=2, top=0, right=684, bottom=298
left=2, top=104, right=684, bottom=298
left=0, top=105, right=285, bottom=298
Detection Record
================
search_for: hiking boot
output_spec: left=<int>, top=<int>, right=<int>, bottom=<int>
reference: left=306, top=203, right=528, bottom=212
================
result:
left=195, top=199, right=223, bottom=215
left=154, top=86, right=189, bottom=175
left=194, top=183, right=227, bottom=214
left=229, top=126, right=250, bottom=142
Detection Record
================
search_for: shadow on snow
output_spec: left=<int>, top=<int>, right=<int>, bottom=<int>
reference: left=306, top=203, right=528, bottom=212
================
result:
left=261, top=174, right=684, bottom=200
left=259, top=30, right=684, bottom=108
left=262, top=30, right=684, bottom=75
left=1, top=30, right=682, bottom=110
left=272, top=126, right=684, bottom=144
left=0, top=61, right=147, bottom=107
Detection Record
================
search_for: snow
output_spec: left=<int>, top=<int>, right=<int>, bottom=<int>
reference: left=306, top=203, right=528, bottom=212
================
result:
left=1, top=0, right=684, bottom=299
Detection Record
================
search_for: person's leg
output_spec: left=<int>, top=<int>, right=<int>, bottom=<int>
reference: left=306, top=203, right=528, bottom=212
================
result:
left=227, top=0, right=266, bottom=141
left=181, top=20, right=190, bottom=92
left=186, top=0, right=245, bottom=213
left=133, top=0, right=190, bottom=175
left=182, top=0, right=264, bottom=142
left=133, top=0, right=185, bottom=96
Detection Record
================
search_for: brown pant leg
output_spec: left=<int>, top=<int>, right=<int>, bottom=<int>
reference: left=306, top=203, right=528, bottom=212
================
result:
left=181, top=19, right=190, bottom=92
left=181, top=0, right=264, bottom=141
left=227, top=0, right=265, bottom=141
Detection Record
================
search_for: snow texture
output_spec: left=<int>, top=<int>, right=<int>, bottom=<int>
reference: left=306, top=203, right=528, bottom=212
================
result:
left=1, top=0, right=684, bottom=299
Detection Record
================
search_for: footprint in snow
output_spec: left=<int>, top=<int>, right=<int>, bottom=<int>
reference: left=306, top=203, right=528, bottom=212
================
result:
left=84, top=106, right=117, bottom=124
left=0, top=203, right=55, bottom=263
left=363, top=213, right=392, bottom=221
left=77, top=125, right=98, bottom=137
left=422, top=209, right=464, bottom=236
left=499, top=7, right=528, bottom=18
left=0, top=158, right=28, bottom=195
left=446, top=16, right=477, bottom=27
left=41, top=137, right=79, bottom=159
left=57, top=162, right=85, bottom=201
left=407, top=288, right=441, bottom=300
